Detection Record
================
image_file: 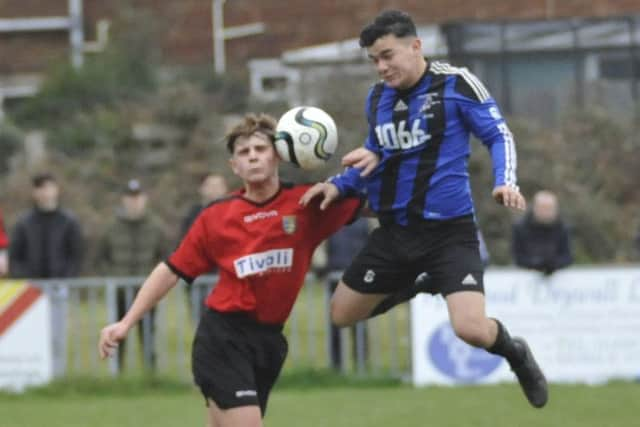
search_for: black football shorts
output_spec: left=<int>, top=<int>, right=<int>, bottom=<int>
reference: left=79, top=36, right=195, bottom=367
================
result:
left=342, top=215, right=484, bottom=296
left=191, top=309, right=288, bottom=415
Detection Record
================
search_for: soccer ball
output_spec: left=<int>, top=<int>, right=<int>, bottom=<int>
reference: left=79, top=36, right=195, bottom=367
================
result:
left=274, top=106, right=338, bottom=170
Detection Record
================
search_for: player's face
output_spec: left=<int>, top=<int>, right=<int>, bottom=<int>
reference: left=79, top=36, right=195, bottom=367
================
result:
left=367, top=34, right=424, bottom=89
left=229, top=133, right=279, bottom=184
left=33, top=181, right=60, bottom=211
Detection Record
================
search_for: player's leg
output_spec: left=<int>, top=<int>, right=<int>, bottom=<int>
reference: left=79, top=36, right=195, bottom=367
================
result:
left=330, top=282, right=388, bottom=327
left=446, top=291, right=547, bottom=407
left=367, top=272, right=433, bottom=318
left=206, top=400, right=262, bottom=427
left=192, top=309, right=269, bottom=426
left=437, top=217, right=547, bottom=408
left=331, top=224, right=433, bottom=326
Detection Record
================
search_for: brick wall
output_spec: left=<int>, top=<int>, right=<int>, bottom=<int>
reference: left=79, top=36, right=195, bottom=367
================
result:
left=1, top=0, right=639, bottom=74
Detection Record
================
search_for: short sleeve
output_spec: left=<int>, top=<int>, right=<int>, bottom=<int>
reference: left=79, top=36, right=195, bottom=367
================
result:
left=166, top=213, right=216, bottom=283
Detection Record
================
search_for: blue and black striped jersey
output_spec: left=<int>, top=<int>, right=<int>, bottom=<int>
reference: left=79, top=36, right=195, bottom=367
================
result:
left=330, top=61, right=517, bottom=226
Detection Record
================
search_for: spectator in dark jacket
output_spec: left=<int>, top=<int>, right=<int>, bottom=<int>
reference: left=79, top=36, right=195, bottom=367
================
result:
left=0, top=208, right=8, bottom=276
left=96, top=179, right=168, bottom=372
left=512, top=190, right=572, bottom=275
left=9, top=173, right=83, bottom=278
left=180, top=173, right=228, bottom=238
left=179, top=173, right=228, bottom=321
left=325, top=217, right=372, bottom=370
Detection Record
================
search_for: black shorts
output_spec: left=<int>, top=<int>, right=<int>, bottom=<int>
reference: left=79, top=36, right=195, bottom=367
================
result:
left=342, top=215, right=484, bottom=296
left=191, top=308, right=288, bottom=415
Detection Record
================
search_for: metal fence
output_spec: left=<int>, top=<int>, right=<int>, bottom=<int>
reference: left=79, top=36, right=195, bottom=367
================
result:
left=31, top=272, right=411, bottom=381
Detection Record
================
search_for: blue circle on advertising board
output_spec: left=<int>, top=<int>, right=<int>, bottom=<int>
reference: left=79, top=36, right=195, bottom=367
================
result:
left=427, top=322, right=503, bottom=382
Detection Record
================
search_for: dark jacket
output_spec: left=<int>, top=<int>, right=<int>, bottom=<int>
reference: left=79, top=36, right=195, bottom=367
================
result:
left=512, top=212, right=573, bottom=275
left=9, top=207, right=83, bottom=278
left=180, top=203, right=205, bottom=240
left=326, top=218, right=371, bottom=271
left=96, top=213, right=168, bottom=276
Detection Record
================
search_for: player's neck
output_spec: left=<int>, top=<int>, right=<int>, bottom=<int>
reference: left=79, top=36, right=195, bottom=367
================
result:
left=243, top=176, right=280, bottom=203
left=397, top=58, right=428, bottom=91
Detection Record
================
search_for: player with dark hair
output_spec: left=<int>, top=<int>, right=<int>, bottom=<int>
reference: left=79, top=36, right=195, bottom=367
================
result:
left=301, top=10, right=547, bottom=408
left=99, top=113, right=363, bottom=426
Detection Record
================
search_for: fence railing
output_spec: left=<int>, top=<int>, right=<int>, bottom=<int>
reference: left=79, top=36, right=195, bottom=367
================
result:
left=30, top=272, right=411, bottom=380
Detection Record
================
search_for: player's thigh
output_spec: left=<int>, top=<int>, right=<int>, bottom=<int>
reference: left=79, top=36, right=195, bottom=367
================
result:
left=445, top=291, right=495, bottom=346
left=206, top=399, right=262, bottom=427
left=330, top=280, right=388, bottom=326
left=445, top=290, right=488, bottom=328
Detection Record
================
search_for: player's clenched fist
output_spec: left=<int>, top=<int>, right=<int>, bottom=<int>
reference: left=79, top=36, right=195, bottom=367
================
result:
left=98, top=322, right=129, bottom=359
left=492, top=185, right=526, bottom=211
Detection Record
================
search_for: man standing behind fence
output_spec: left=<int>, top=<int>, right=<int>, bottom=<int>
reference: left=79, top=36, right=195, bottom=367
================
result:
left=512, top=190, right=572, bottom=276
left=96, top=179, right=168, bottom=372
left=325, top=217, right=372, bottom=370
left=9, top=173, right=83, bottom=279
left=179, top=173, right=228, bottom=322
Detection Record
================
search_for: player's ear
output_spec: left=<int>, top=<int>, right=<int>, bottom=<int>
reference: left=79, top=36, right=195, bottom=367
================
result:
left=411, top=37, right=422, bottom=54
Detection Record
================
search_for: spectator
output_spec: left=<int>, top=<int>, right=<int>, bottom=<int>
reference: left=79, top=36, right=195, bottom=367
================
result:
left=512, top=190, right=573, bottom=275
left=179, top=173, right=228, bottom=322
left=325, top=218, right=372, bottom=370
left=96, top=179, right=168, bottom=371
left=180, top=173, right=228, bottom=237
left=9, top=173, right=83, bottom=278
left=0, top=208, right=8, bottom=276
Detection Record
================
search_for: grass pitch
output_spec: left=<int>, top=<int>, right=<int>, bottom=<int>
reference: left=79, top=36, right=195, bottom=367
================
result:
left=1, top=378, right=636, bottom=427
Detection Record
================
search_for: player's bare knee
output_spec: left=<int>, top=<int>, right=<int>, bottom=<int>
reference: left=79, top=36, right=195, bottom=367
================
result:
left=330, top=300, right=356, bottom=327
left=452, top=321, right=489, bottom=348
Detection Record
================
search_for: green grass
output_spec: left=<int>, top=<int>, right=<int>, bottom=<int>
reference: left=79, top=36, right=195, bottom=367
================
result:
left=2, top=378, right=637, bottom=427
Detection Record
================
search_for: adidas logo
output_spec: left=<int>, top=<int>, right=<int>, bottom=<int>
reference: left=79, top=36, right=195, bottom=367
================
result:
left=461, top=273, right=477, bottom=286
left=393, top=99, right=408, bottom=111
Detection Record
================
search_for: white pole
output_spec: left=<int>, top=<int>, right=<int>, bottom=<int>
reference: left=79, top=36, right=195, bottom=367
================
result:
left=213, top=0, right=226, bottom=74
left=68, top=0, right=84, bottom=68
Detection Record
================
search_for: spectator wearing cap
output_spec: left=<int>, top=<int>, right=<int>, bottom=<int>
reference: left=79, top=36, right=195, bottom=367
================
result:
left=9, top=173, right=84, bottom=278
left=0, top=208, right=9, bottom=276
left=96, top=179, right=168, bottom=371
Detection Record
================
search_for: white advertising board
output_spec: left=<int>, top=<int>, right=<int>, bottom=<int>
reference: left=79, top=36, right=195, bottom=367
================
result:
left=412, top=268, right=640, bottom=385
left=0, top=281, right=53, bottom=392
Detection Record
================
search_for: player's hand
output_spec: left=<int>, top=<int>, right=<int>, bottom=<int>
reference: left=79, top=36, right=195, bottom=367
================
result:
left=299, top=182, right=340, bottom=210
left=98, top=321, right=129, bottom=359
left=492, top=185, right=526, bottom=211
left=342, top=148, right=380, bottom=177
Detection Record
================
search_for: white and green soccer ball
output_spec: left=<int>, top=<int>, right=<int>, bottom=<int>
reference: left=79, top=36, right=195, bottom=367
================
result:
left=274, top=106, right=338, bottom=170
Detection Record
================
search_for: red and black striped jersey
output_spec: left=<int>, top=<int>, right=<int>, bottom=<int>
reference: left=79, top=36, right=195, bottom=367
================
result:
left=166, top=182, right=362, bottom=325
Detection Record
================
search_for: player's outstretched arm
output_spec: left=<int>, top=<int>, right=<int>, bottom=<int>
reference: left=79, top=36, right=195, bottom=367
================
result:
left=98, top=262, right=179, bottom=359
left=299, top=182, right=340, bottom=210
left=342, top=147, right=380, bottom=177
left=492, top=185, right=526, bottom=211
